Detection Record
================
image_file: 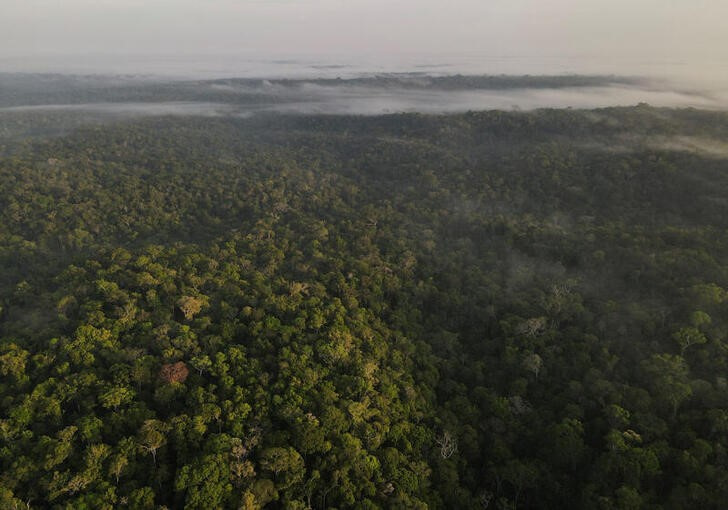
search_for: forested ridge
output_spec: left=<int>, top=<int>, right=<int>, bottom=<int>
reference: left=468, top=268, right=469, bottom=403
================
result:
left=2, top=107, right=728, bottom=508
left=0, top=73, right=640, bottom=108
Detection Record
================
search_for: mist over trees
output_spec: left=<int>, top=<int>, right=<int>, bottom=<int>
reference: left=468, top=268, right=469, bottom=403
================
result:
left=2, top=100, right=728, bottom=508
left=2, top=73, right=724, bottom=115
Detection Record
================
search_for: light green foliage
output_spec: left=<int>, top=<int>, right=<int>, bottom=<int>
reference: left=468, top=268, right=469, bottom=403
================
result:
left=99, top=386, right=135, bottom=410
left=1, top=105, right=728, bottom=509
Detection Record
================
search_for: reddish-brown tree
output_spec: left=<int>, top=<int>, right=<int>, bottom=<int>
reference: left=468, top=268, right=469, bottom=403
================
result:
left=159, top=361, right=189, bottom=384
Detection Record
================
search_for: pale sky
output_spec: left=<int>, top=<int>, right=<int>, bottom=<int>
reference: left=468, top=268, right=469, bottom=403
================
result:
left=1, top=0, right=727, bottom=63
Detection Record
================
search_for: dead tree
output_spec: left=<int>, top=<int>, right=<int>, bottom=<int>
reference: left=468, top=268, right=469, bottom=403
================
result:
left=436, top=431, right=457, bottom=459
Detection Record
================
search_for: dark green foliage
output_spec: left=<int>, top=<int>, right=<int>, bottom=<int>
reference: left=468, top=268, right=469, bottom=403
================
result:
left=2, top=105, right=728, bottom=508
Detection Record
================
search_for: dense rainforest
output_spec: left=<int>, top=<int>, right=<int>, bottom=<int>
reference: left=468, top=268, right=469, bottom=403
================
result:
left=2, top=104, right=728, bottom=509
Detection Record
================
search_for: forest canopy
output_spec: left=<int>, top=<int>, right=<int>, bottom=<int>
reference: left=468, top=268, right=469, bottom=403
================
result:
left=2, top=102, right=728, bottom=509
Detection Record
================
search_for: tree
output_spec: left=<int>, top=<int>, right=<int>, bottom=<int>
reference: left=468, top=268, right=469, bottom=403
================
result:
left=0, top=343, right=29, bottom=381
left=641, top=353, right=693, bottom=418
left=545, top=418, right=585, bottom=471
left=176, top=296, right=205, bottom=321
left=436, top=431, right=458, bottom=459
left=190, top=355, right=212, bottom=376
left=260, top=447, right=305, bottom=490
left=99, top=386, right=135, bottom=410
left=673, top=326, right=707, bottom=355
left=501, top=459, right=538, bottom=510
left=137, top=420, right=170, bottom=465
left=159, top=361, right=190, bottom=384
left=175, top=454, right=232, bottom=509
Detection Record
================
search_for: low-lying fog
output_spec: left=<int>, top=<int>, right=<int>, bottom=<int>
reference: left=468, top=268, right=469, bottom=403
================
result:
left=2, top=80, right=727, bottom=117
left=231, top=83, right=727, bottom=114
left=2, top=53, right=728, bottom=115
